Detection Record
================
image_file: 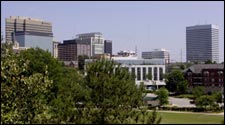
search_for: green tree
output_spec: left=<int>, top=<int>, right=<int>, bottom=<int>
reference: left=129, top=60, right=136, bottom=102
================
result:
left=177, top=80, right=188, bottom=94
left=192, top=86, right=205, bottom=100
left=84, top=59, right=161, bottom=124
left=18, top=48, right=63, bottom=79
left=205, top=60, right=211, bottom=64
left=156, top=87, right=169, bottom=106
left=195, top=95, right=215, bottom=109
left=49, top=67, right=90, bottom=124
left=1, top=45, right=52, bottom=124
left=180, top=64, right=185, bottom=70
left=212, top=92, right=223, bottom=103
left=18, top=48, right=64, bottom=101
left=78, top=55, right=89, bottom=71
left=164, top=70, right=188, bottom=94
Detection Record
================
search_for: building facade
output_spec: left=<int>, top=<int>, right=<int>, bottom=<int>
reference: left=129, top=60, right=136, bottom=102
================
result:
left=53, top=40, right=60, bottom=58
left=15, top=31, right=53, bottom=54
left=5, top=16, right=52, bottom=42
left=117, top=50, right=136, bottom=57
left=112, top=57, right=166, bottom=90
left=186, top=24, right=219, bottom=63
left=58, top=39, right=91, bottom=61
left=104, top=40, right=112, bottom=55
left=76, top=32, right=104, bottom=56
left=184, top=64, right=224, bottom=93
left=142, top=48, right=170, bottom=64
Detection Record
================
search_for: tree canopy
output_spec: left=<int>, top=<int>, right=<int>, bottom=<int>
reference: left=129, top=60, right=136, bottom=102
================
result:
left=1, top=46, right=161, bottom=124
left=156, top=87, right=169, bottom=106
left=164, top=70, right=188, bottom=94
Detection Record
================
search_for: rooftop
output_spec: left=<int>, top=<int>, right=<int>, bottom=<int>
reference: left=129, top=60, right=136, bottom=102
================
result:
left=185, top=64, right=224, bottom=73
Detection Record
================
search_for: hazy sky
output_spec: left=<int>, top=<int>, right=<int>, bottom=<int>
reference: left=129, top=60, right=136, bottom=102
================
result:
left=1, top=1, right=224, bottom=62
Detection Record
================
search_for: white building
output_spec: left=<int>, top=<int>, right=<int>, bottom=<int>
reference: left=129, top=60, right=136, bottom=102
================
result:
left=142, top=48, right=170, bottom=64
left=112, top=57, right=166, bottom=90
left=53, top=38, right=60, bottom=58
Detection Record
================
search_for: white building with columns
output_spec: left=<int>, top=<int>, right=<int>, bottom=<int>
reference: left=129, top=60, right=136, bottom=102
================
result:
left=112, top=57, right=166, bottom=90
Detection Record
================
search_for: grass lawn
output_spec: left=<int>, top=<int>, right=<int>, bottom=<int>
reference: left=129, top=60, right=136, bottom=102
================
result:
left=157, top=111, right=224, bottom=124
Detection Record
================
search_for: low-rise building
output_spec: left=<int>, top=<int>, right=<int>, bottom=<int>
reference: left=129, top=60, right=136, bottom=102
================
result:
left=142, top=48, right=170, bottom=64
left=184, top=64, right=224, bottom=93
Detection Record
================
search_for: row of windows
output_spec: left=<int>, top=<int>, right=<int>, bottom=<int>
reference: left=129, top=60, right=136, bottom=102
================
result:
left=131, top=67, right=164, bottom=81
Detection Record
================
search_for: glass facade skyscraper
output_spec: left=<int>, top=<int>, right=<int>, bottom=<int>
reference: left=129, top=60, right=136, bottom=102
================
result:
left=186, top=24, right=219, bottom=63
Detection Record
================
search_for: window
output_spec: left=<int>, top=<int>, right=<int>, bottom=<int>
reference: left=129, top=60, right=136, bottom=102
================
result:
left=218, top=71, right=223, bottom=77
left=131, top=68, right=135, bottom=79
left=143, top=67, right=146, bottom=80
left=154, top=67, right=157, bottom=81
left=137, top=67, right=141, bottom=81
left=211, top=78, right=215, bottom=82
left=211, top=72, right=215, bottom=76
left=148, top=67, right=152, bottom=79
left=203, top=71, right=209, bottom=76
left=159, top=67, right=163, bottom=81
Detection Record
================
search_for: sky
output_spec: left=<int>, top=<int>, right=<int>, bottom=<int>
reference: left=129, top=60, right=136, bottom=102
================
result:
left=1, top=1, right=224, bottom=62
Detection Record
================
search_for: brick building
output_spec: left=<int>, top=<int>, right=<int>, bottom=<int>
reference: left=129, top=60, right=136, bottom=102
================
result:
left=184, top=64, right=224, bottom=93
left=58, top=39, right=90, bottom=61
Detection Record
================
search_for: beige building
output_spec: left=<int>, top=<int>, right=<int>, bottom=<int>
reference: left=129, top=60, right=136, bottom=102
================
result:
left=53, top=40, right=60, bottom=58
left=5, top=16, right=52, bottom=42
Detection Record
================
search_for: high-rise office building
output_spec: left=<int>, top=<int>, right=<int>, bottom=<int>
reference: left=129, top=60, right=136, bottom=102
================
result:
left=142, top=48, right=170, bottom=64
left=6, top=16, right=52, bottom=42
left=186, top=24, right=219, bottom=63
left=104, top=40, right=112, bottom=55
left=76, top=32, right=104, bottom=56
left=58, top=39, right=91, bottom=61
left=5, top=16, right=53, bottom=54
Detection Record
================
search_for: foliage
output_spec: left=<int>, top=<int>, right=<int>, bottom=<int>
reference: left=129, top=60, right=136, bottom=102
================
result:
left=84, top=59, right=141, bottom=123
left=164, top=70, right=188, bottom=94
left=17, top=48, right=65, bottom=103
left=1, top=45, right=52, bottom=124
left=192, top=86, right=205, bottom=100
left=195, top=95, right=215, bottom=109
left=180, top=64, right=185, bottom=70
left=78, top=55, right=89, bottom=71
left=156, top=87, right=169, bottom=106
left=1, top=46, right=162, bottom=124
left=205, top=59, right=216, bottom=64
left=48, top=67, right=90, bottom=124
left=212, top=92, right=223, bottom=103
left=84, top=59, right=161, bottom=124
left=18, top=47, right=63, bottom=79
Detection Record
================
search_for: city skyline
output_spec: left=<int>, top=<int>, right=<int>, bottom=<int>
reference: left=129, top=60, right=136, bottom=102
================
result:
left=1, top=1, right=224, bottom=62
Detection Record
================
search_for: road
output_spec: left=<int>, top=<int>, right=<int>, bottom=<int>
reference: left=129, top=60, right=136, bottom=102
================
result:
left=168, top=97, right=196, bottom=107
